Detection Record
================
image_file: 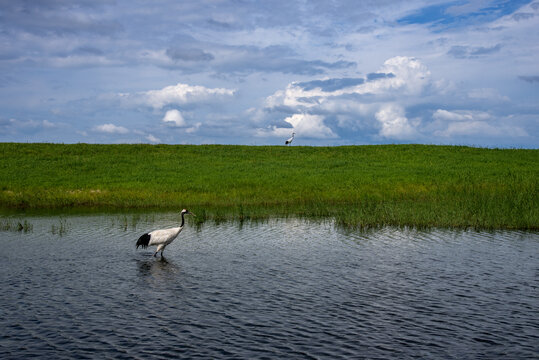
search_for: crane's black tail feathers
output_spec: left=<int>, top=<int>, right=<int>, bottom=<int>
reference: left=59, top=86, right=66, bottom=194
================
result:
left=136, top=233, right=151, bottom=249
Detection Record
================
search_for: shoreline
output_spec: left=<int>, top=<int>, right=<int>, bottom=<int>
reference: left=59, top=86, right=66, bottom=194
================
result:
left=1, top=143, right=537, bottom=229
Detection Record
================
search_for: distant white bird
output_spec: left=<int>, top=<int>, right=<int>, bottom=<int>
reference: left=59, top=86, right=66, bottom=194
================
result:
left=136, top=209, right=195, bottom=258
left=285, top=132, right=295, bottom=145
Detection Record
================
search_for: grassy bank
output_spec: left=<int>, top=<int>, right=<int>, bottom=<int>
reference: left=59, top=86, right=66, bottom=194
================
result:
left=0, top=143, right=537, bottom=229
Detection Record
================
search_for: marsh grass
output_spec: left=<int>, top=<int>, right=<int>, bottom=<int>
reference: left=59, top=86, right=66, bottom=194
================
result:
left=0, top=143, right=537, bottom=229
left=111, top=213, right=156, bottom=231
left=50, top=218, right=68, bottom=236
left=0, top=219, right=33, bottom=232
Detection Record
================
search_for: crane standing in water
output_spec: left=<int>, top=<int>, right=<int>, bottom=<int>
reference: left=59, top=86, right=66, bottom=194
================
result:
left=136, top=209, right=195, bottom=258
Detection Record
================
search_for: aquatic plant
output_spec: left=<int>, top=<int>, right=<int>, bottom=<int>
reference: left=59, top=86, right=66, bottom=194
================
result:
left=51, top=218, right=68, bottom=236
left=0, top=219, right=33, bottom=232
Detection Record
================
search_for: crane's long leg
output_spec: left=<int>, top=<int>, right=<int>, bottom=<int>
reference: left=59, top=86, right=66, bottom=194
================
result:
left=154, top=244, right=165, bottom=258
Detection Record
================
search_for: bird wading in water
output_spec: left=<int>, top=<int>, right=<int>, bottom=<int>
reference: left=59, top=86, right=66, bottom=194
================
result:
left=136, top=209, right=195, bottom=258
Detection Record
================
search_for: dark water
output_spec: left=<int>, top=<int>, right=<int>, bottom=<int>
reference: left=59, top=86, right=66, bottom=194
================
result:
left=0, top=214, right=537, bottom=359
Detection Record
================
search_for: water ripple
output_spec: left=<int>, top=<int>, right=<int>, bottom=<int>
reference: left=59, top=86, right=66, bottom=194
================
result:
left=0, top=215, right=538, bottom=358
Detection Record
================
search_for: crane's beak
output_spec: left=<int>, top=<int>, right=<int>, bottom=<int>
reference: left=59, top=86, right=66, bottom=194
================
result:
left=186, top=211, right=195, bottom=217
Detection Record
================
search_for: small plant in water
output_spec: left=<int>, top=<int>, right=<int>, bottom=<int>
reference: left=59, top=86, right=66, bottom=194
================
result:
left=51, top=218, right=68, bottom=236
left=0, top=219, right=33, bottom=232
left=0, top=219, right=11, bottom=231
left=17, top=221, right=27, bottom=232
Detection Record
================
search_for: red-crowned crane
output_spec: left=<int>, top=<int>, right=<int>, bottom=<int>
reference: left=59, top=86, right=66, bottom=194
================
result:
left=285, top=132, right=295, bottom=145
left=136, top=209, right=195, bottom=258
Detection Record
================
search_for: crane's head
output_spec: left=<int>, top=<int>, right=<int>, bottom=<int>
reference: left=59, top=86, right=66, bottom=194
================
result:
left=181, top=209, right=195, bottom=217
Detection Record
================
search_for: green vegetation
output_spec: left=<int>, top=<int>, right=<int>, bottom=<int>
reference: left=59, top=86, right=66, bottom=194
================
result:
left=0, top=218, right=33, bottom=232
left=50, top=218, right=69, bottom=236
left=0, top=143, right=537, bottom=229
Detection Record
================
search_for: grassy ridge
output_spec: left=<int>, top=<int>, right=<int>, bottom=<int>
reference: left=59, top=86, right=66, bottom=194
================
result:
left=0, top=143, right=537, bottom=229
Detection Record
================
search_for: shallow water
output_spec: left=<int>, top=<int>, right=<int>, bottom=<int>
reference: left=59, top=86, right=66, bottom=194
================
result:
left=0, top=214, right=538, bottom=359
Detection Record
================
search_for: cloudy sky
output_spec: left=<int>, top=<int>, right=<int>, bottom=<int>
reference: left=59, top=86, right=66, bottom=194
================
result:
left=1, top=0, right=538, bottom=147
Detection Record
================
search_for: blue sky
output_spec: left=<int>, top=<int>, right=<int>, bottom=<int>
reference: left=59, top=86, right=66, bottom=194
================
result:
left=0, top=0, right=538, bottom=147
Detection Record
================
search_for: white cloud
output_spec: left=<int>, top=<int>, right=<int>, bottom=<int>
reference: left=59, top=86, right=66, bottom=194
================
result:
left=257, top=113, right=337, bottom=139
left=144, top=82, right=235, bottom=109
left=261, top=56, right=435, bottom=141
left=375, top=104, right=417, bottom=139
left=94, top=123, right=129, bottom=134
left=0, top=118, right=58, bottom=133
left=105, top=82, right=237, bottom=110
left=162, top=109, right=186, bottom=127
left=432, top=109, right=527, bottom=138
left=284, top=113, right=336, bottom=139
left=185, top=122, right=202, bottom=134
left=161, top=109, right=201, bottom=133
left=1, top=1, right=536, bottom=147
left=255, top=126, right=294, bottom=138
left=42, top=120, right=56, bottom=128
left=375, top=56, right=431, bottom=95
left=265, top=56, right=433, bottom=110
left=433, top=109, right=490, bottom=122
left=436, top=121, right=524, bottom=137
left=146, top=134, right=161, bottom=143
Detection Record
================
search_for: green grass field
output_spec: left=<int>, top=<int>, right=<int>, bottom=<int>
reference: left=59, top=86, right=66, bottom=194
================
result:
left=0, top=143, right=537, bottom=229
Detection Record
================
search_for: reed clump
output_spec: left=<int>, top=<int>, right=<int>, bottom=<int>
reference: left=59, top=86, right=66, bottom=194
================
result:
left=0, top=219, right=33, bottom=232
left=0, top=143, right=537, bottom=229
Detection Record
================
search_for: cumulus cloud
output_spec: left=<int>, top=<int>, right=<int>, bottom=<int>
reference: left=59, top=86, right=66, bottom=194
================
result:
left=1, top=1, right=536, bottom=147
left=161, top=109, right=202, bottom=134
left=261, top=56, right=433, bottom=141
left=431, top=109, right=527, bottom=138
left=162, top=109, right=186, bottom=127
left=436, top=121, right=526, bottom=138
left=266, top=56, right=432, bottom=110
left=123, top=82, right=236, bottom=109
left=146, top=134, right=161, bottom=143
left=283, top=113, right=336, bottom=139
left=376, top=104, right=417, bottom=139
left=257, top=113, right=337, bottom=139
left=185, top=122, right=202, bottom=134
left=94, top=123, right=129, bottom=134
left=375, top=56, right=432, bottom=95
left=255, top=54, right=531, bottom=144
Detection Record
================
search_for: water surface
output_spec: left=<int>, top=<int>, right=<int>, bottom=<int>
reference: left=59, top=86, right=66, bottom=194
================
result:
left=1, top=214, right=538, bottom=359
